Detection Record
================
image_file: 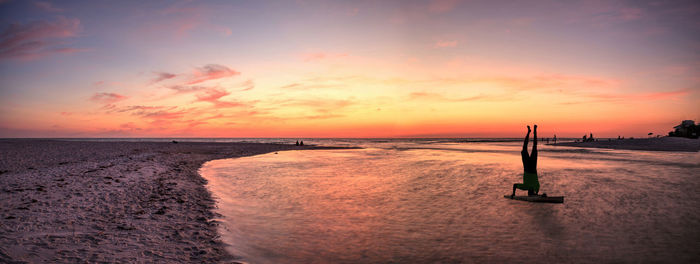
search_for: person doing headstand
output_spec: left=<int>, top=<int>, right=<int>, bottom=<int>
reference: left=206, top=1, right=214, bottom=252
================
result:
left=511, top=125, right=540, bottom=197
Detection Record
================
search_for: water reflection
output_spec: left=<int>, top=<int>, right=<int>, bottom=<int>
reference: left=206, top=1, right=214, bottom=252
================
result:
left=201, top=142, right=700, bottom=263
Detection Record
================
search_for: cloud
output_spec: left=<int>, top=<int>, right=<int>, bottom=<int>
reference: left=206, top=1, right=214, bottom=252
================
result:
left=281, top=83, right=302, bottom=89
left=434, top=40, right=458, bottom=48
left=151, top=72, right=177, bottom=84
left=90, top=92, right=128, bottom=104
left=135, top=108, right=186, bottom=120
left=428, top=0, right=460, bottom=13
left=195, top=88, right=246, bottom=108
left=167, top=85, right=208, bottom=93
left=102, top=105, right=189, bottom=123
left=560, top=88, right=691, bottom=105
left=472, top=74, right=620, bottom=91
left=34, top=1, right=63, bottom=12
left=240, top=79, right=255, bottom=91
left=409, top=92, right=494, bottom=102
left=187, top=64, right=240, bottom=84
left=619, top=7, right=643, bottom=21
left=144, top=4, right=235, bottom=39
left=213, top=26, right=232, bottom=36
left=110, top=105, right=166, bottom=113
left=302, top=52, right=349, bottom=62
left=158, top=5, right=204, bottom=37
left=279, top=76, right=353, bottom=90
left=275, top=98, right=355, bottom=114
left=0, top=17, right=85, bottom=60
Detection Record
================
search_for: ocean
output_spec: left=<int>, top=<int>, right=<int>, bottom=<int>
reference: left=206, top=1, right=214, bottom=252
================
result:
left=200, top=139, right=700, bottom=263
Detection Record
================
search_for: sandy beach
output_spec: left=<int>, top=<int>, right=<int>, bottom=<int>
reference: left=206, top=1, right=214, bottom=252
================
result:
left=552, top=137, right=700, bottom=152
left=0, top=139, right=342, bottom=263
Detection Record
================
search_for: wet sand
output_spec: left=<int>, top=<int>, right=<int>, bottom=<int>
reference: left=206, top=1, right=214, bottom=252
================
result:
left=0, top=139, right=344, bottom=263
left=552, top=137, right=700, bottom=152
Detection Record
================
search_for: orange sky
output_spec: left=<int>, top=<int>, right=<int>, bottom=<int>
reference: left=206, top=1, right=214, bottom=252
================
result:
left=1, top=0, right=698, bottom=138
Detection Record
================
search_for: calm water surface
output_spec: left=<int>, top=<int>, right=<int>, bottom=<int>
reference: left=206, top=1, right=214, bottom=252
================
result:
left=200, top=141, right=700, bottom=263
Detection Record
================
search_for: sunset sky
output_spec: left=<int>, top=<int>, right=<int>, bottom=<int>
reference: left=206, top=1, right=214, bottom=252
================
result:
left=1, top=0, right=698, bottom=138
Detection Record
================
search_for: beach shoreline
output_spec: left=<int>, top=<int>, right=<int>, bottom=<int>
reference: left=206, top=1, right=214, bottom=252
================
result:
left=0, top=139, right=348, bottom=263
left=550, top=136, right=700, bottom=152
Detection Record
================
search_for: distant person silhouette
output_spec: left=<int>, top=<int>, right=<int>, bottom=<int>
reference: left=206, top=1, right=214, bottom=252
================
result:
left=512, top=125, right=540, bottom=197
left=553, top=134, right=557, bottom=144
left=300, top=140, right=304, bottom=146
left=296, top=140, right=299, bottom=146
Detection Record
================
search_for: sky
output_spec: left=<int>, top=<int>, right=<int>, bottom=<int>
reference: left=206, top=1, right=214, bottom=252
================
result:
left=0, top=0, right=699, bottom=138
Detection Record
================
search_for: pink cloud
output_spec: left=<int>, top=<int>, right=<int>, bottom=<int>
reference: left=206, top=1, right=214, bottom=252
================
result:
left=561, top=88, right=690, bottom=105
left=151, top=72, right=177, bottom=84
left=475, top=74, right=620, bottom=91
left=409, top=91, right=494, bottom=102
left=195, top=88, right=246, bottom=108
left=619, top=7, right=643, bottom=21
left=90, top=92, right=128, bottom=104
left=428, top=0, right=460, bottom=13
left=137, top=109, right=186, bottom=120
left=111, top=105, right=166, bottom=113
left=150, top=4, right=233, bottom=38
left=281, top=83, right=302, bottom=89
left=167, top=85, right=208, bottom=93
left=240, top=79, right=255, bottom=91
left=274, top=98, right=355, bottom=114
left=158, top=5, right=204, bottom=37
left=34, top=1, right=63, bottom=12
left=434, top=40, right=458, bottom=48
left=0, top=17, right=85, bottom=60
left=302, top=52, right=349, bottom=62
left=196, top=88, right=228, bottom=101
left=213, top=26, right=232, bottom=36
left=187, top=64, right=240, bottom=85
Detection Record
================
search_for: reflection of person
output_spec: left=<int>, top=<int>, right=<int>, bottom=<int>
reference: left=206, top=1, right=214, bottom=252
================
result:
left=512, top=125, right=540, bottom=197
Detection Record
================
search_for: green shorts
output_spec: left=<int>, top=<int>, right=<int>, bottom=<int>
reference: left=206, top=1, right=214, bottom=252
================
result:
left=515, top=172, right=540, bottom=193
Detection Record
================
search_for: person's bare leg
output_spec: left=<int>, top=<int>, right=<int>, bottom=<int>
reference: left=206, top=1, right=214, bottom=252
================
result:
left=532, top=124, right=538, bottom=161
left=522, top=125, right=531, bottom=162
left=532, top=124, right=538, bottom=195
left=516, top=126, right=532, bottom=198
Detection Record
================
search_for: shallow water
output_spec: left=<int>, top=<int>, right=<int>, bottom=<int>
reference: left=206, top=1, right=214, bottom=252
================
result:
left=200, top=141, right=700, bottom=263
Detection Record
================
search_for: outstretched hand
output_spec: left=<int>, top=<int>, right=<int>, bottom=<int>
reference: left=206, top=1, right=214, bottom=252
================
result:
left=527, top=125, right=531, bottom=132
left=534, top=124, right=538, bottom=130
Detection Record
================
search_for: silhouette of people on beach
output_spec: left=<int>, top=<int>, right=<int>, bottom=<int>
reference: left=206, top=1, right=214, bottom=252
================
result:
left=296, top=140, right=299, bottom=146
left=553, top=134, right=557, bottom=144
left=512, top=125, right=540, bottom=197
left=300, top=140, right=304, bottom=146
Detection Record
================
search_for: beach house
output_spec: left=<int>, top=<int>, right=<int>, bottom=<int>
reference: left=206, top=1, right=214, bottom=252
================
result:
left=669, top=120, right=698, bottom=138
